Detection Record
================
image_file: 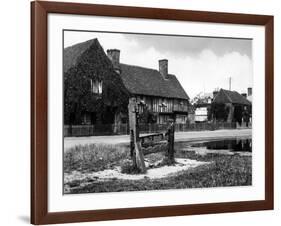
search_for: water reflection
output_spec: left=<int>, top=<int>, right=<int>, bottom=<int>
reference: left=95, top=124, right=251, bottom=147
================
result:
left=191, top=139, right=252, bottom=152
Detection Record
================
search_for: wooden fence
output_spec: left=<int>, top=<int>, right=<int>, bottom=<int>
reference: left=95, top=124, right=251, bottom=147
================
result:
left=64, top=121, right=238, bottom=137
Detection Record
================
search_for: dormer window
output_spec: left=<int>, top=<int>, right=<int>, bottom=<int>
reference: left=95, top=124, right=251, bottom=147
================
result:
left=90, top=79, right=102, bottom=94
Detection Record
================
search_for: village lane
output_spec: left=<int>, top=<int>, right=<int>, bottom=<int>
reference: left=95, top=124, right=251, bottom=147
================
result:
left=64, top=128, right=252, bottom=150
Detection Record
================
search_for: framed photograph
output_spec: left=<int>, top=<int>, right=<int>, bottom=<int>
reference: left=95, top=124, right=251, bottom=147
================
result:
left=31, top=1, right=274, bottom=224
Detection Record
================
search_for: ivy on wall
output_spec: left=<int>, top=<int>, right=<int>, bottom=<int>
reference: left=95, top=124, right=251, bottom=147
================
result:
left=64, top=39, right=130, bottom=125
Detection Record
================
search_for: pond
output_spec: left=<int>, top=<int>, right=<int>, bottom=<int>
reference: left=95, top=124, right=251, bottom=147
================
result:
left=179, top=138, right=252, bottom=156
left=191, top=138, right=252, bottom=152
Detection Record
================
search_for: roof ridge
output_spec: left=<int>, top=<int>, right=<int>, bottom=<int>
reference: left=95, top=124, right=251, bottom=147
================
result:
left=214, top=88, right=251, bottom=105
left=221, top=89, right=233, bottom=103
left=120, top=63, right=159, bottom=72
left=64, top=38, right=102, bottom=72
left=119, top=63, right=189, bottom=100
left=64, top=38, right=98, bottom=50
left=120, top=63, right=177, bottom=78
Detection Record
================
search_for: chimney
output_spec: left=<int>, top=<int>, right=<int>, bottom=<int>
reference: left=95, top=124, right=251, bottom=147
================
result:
left=107, top=49, right=120, bottom=72
left=241, top=93, right=247, bottom=98
left=159, top=59, right=168, bottom=79
left=247, top=87, right=252, bottom=96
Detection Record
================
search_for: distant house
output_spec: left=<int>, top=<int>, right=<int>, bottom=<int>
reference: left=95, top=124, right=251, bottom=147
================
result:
left=192, top=91, right=217, bottom=123
left=64, top=38, right=190, bottom=128
left=194, top=106, right=209, bottom=122
left=211, top=89, right=251, bottom=124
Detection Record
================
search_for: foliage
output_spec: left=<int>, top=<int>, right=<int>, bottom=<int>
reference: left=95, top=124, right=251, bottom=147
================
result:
left=233, top=106, right=243, bottom=124
left=64, top=143, right=130, bottom=173
left=64, top=40, right=129, bottom=125
left=211, top=103, right=229, bottom=121
left=120, top=159, right=142, bottom=174
left=191, top=92, right=213, bottom=105
left=69, top=152, right=251, bottom=193
left=138, top=105, right=157, bottom=124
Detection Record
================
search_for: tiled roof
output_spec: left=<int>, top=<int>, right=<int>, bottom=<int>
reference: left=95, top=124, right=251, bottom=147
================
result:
left=119, top=64, right=189, bottom=100
left=64, top=38, right=189, bottom=100
left=64, top=39, right=98, bottom=73
left=213, top=89, right=251, bottom=105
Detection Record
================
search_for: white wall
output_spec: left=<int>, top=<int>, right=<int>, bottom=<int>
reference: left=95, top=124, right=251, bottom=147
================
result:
left=0, top=0, right=280, bottom=225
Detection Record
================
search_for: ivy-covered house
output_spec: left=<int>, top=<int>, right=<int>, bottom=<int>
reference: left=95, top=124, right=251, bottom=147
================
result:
left=64, top=39, right=129, bottom=127
left=211, top=89, right=252, bottom=124
left=64, top=38, right=190, bottom=130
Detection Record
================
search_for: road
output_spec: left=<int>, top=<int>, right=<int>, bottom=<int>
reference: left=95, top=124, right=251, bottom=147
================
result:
left=64, top=129, right=252, bottom=150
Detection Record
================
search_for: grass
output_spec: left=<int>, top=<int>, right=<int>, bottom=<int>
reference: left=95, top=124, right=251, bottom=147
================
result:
left=64, top=143, right=130, bottom=173
left=120, top=159, right=142, bottom=174
left=64, top=141, right=252, bottom=194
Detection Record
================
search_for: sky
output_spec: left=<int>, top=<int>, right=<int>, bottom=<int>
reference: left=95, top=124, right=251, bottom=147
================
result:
left=64, top=30, right=253, bottom=99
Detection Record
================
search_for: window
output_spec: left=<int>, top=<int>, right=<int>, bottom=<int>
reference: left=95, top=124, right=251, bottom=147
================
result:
left=90, top=79, right=102, bottom=94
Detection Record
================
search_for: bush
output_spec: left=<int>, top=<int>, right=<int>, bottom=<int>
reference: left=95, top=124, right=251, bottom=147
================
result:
left=120, top=159, right=141, bottom=174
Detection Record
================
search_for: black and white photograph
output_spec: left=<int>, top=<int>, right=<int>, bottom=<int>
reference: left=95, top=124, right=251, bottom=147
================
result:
left=63, top=30, right=253, bottom=194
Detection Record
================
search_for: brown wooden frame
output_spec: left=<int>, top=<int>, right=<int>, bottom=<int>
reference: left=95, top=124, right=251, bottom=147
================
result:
left=31, top=1, right=274, bottom=224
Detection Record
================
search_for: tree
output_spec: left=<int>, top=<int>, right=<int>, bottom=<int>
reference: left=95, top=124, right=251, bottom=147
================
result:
left=211, top=103, right=229, bottom=122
